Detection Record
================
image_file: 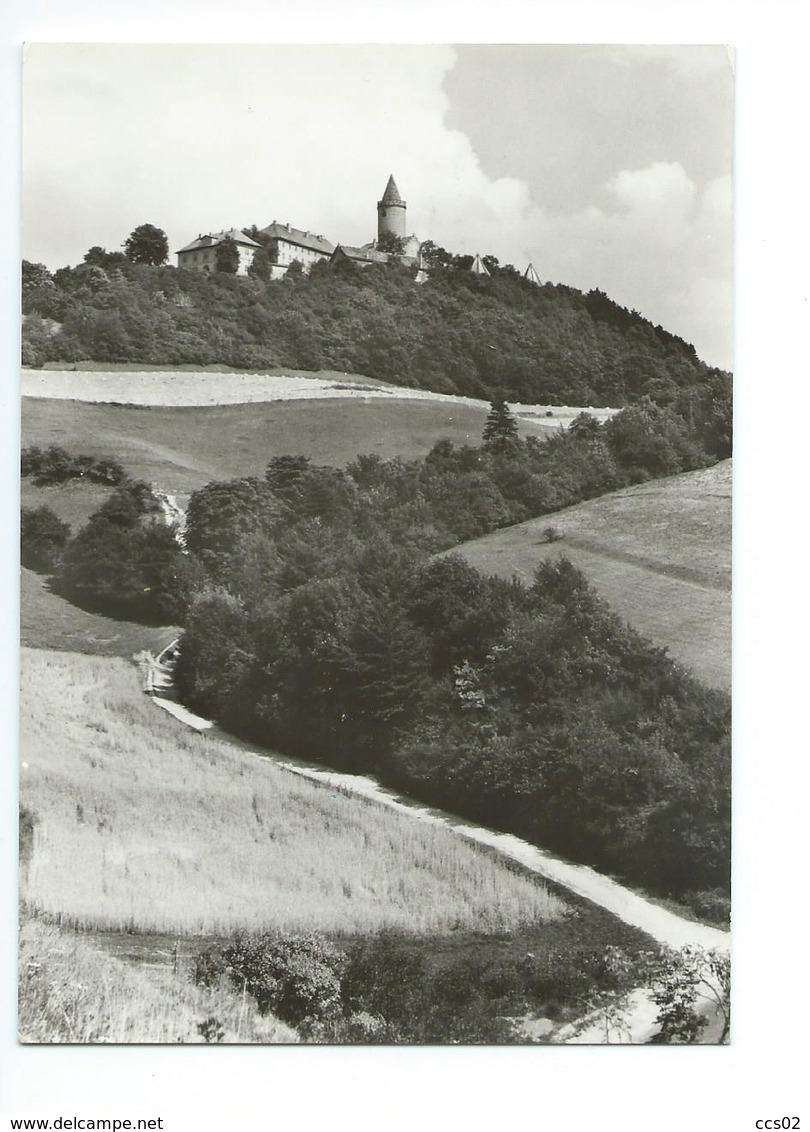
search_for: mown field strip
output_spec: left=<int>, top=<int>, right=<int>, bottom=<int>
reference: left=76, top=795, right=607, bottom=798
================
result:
left=21, top=367, right=618, bottom=422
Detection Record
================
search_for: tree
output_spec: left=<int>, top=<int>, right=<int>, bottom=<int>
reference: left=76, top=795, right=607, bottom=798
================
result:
left=265, top=454, right=311, bottom=492
left=248, top=244, right=276, bottom=282
left=84, top=246, right=127, bottom=268
left=123, top=224, right=169, bottom=266
left=215, top=236, right=240, bottom=275
left=184, top=478, right=282, bottom=581
left=21, top=261, right=54, bottom=296
left=482, top=398, right=520, bottom=454
left=21, top=506, right=71, bottom=572
left=376, top=232, right=406, bottom=255
left=568, top=946, right=730, bottom=1044
left=418, top=240, right=453, bottom=269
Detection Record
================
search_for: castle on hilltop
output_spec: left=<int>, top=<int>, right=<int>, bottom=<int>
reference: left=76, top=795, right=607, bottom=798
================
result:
left=331, top=175, right=422, bottom=269
left=175, top=175, right=540, bottom=285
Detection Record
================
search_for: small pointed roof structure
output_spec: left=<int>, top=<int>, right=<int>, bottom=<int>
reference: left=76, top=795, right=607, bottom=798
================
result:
left=469, top=253, right=490, bottom=277
left=524, top=262, right=542, bottom=285
left=379, top=174, right=405, bottom=207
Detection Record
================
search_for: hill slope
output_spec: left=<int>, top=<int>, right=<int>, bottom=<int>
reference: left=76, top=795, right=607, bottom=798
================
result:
left=20, top=648, right=567, bottom=937
left=20, top=567, right=177, bottom=657
left=448, top=461, right=731, bottom=691
left=22, top=256, right=723, bottom=407
left=22, top=391, right=555, bottom=495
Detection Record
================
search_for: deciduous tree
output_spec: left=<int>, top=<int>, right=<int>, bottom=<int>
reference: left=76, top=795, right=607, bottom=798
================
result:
left=123, top=224, right=169, bottom=266
left=215, top=236, right=240, bottom=275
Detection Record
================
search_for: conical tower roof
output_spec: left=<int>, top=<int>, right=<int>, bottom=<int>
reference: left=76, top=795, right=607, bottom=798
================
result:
left=470, top=253, right=490, bottom=277
left=379, top=174, right=405, bottom=207
left=524, top=262, right=541, bottom=285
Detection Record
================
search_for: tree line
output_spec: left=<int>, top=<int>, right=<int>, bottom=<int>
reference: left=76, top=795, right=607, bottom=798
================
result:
left=22, top=230, right=729, bottom=408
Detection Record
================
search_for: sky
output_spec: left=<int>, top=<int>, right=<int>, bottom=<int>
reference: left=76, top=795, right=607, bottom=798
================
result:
left=22, top=43, right=733, bottom=368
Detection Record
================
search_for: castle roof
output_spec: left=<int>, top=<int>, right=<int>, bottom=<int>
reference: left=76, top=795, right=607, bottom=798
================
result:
left=331, top=244, right=392, bottom=266
left=331, top=244, right=420, bottom=270
left=260, top=222, right=335, bottom=255
left=524, top=262, right=542, bottom=285
left=176, top=228, right=261, bottom=254
left=469, top=253, right=490, bottom=277
left=378, top=174, right=405, bottom=208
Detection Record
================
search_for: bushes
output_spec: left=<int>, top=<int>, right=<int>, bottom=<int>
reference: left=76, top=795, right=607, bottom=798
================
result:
left=21, top=445, right=126, bottom=487
left=191, top=926, right=649, bottom=1043
left=21, top=506, right=70, bottom=572
left=194, top=933, right=346, bottom=1026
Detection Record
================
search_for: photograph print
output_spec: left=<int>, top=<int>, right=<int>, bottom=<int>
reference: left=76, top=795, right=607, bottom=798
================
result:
left=18, top=44, right=732, bottom=1045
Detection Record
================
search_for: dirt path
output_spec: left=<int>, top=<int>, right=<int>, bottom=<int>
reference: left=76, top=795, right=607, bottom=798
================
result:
left=266, top=759, right=729, bottom=953
left=144, top=642, right=728, bottom=949
left=140, top=643, right=729, bottom=1042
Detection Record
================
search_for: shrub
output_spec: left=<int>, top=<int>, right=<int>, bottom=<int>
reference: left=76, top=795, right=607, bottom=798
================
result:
left=200, top=933, right=347, bottom=1026
left=20, top=445, right=126, bottom=487
left=21, top=506, right=71, bottom=571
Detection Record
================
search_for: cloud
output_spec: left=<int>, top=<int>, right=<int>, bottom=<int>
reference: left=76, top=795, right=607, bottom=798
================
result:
left=608, top=162, right=696, bottom=222
left=22, top=45, right=733, bottom=370
left=512, top=165, right=732, bottom=368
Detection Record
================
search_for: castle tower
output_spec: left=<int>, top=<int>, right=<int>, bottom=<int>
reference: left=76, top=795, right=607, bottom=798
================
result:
left=377, top=174, right=407, bottom=241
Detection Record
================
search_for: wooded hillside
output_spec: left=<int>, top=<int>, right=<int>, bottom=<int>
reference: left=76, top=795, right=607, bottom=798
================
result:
left=22, top=254, right=728, bottom=408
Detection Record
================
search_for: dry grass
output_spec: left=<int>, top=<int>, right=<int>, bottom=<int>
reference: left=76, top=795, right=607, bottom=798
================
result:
left=20, top=648, right=566, bottom=937
left=450, top=462, right=731, bottom=691
left=19, top=915, right=296, bottom=1043
left=20, top=568, right=178, bottom=658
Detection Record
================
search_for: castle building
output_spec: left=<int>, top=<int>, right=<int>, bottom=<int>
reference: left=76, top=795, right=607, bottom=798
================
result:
left=259, top=223, right=335, bottom=277
left=331, top=175, right=421, bottom=267
left=175, top=229, right=261, bottom=275
left=175, top=175, right=538, bottom=283
left=377, top=174, right=407, bottom=241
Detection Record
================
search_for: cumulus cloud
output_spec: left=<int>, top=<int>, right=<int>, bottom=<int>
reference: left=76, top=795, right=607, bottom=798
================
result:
left=511, top=164, right=732, bottom=368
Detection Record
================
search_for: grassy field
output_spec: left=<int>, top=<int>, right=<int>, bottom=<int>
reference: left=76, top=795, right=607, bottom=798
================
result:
left=20, top=567, right=178, bottom=658
left=20, top=648, right=567, bottom=937
left=19, top=915, right=297, bottom=1043
left=21, top=394, right=551, bottom=496
left=449, top=461, right=731, bottom=691
left=20, top=479, right=116, bottom=530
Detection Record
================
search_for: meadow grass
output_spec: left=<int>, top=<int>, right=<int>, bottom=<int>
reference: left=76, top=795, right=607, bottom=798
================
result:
left=450, top=461, right=731, bottom=691
left=20, top=567, right=178, bottom=659
left=21, top=393, right=550, bottom=496
left=20, top=479, right=116, bottom=530
left=20, top=648, right=566, bottom=937
left=19, top=914, right=296, bottom=1043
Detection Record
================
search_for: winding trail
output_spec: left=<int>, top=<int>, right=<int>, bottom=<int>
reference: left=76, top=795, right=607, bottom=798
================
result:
left=146, top=643, right=727, bottom=952
left=268, top=760, right=728, bottom=953
left=141, top=641, right=728, bottom=1042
